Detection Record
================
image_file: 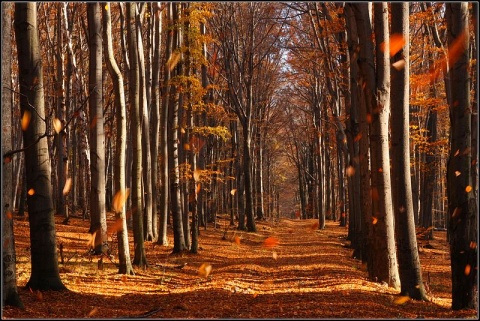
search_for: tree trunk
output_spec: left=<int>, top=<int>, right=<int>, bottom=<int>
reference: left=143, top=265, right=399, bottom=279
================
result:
left=102, top=2, right=134, bottom=275
left=2, top=1, right=24, bottom=307
left=127, top=2, right=147, bottom=267
left=390, top=2, right=427, bottom=301
left=446, top=2, right=477, bottom=310
left=14, top=2, right=65, bottom=291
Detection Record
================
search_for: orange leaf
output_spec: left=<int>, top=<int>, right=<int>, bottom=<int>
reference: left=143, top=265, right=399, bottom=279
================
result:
left=234, top=236, right=241, bottom=245
left=465, top=185, right=472, bottom=193
left=393, top=295, right=410, bottom=305
left=21, top=111, right=31, bottom=131
left=4, top=156, right=12, bottom=164
left=87, top=308, right=98, bottom=317
left=195, top=183, right=201, bottom=194
left=198, top=263, right=212, bottom=278
left=107, top=218, right=124, bottom=234
left=6, top=211, right=13, bottom=220
left=465, top=264, right=471, bottom=276
left=272, top=251, right=278, bottom=260
left=346, top=166, right=355, bottom=177
left=112, top=189, right=130, bottom=213
left=372, top=216, right=378, bottom=225
left=310, top=222, right=319, bottom=230
left=28, top=188, right=35, bottom=196
left=36, top=290, right=43, bottom=301
left=263, top=237, right=279, bottom=248
left=230, top=189, right=237, bottom=196
left=388, top=33, right=405, bottom=57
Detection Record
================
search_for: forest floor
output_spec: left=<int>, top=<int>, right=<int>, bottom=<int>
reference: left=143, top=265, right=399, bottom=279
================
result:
left=2, top=212, right=478, bottom=319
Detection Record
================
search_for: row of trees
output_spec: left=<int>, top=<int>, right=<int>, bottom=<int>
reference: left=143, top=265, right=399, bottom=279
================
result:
left=2, top=2, right=477, bottom=311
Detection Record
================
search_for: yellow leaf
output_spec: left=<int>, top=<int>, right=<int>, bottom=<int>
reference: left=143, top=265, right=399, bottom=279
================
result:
left=393, top=295, right=410, bottom=305
left=21, top=111, right=31, bottom=131
left=198, top=263, right=212, bottom=278
left=104, top=4, right=109, bottom=11
left=53, top=118, right=62, bottom=134
left=193, top=169, right=201, bottom=182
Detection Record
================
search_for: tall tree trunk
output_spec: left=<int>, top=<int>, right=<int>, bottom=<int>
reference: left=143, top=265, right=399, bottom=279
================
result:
left=390, top=2, right=427, bottom=301
left=14, top=2, right=65, bottom=291
left=127, top=2, right=147, bottom=267
left=2, top=1, right=24, bottom=307
left=102, top=2, right=134, bottom=275
left=446, top=2, right=477, bottom=310
left=87, top=2, right=107, bottom=256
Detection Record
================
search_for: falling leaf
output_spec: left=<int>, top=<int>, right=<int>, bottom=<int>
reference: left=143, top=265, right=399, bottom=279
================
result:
left=234, top=235, right=241, bottom=245
left=87, top=308, right=98, bottom=317
left=193, top=169, right=202, bottom=182
left=346, top=166, right=355, bottom=177
left=455, top=171, right=461, bottom=176
left=388, top=34, right=405, bottom=57
left=370, top=187, right=379, bottom=201
left=393, top=295, right=410, bottom=305
left=452, top=207, right=462, bottom=218
left=470, top=241, right=477, bottom=249
left=53, top=118, right=62, bottom=134
left=75, top=278, right=81, bottom=284
left=107, top=218, right=124, bottom=234
left=272, top=251, right=278, bottom=260
left=372, top=216, right=378, bottom=225
left=63, top=178, right=72, bottom=195
left=4, top=156, right=12, bottom=164
left=454, top=149, right=460, bottom=157
left=167, top=51, right=181, bottom=72
left=104, top=4, right=109, bottom=10
left=6, top=211, right=13, bottom=220
left=121, top=275, right=127, bottom=283
left=354, top=133, right=362, bottom=142
left=180, top=126, right=186, bottom=134
left=263, top=237, right=279, bottom=248
left=36, top=290, right=43, bottom=301
left=465, top=185, right=472, bottom=193
left=252, top=292, right=258, bottom=298
left=392, top=59, right=405, bottom=70
left=230, top=189, right=237, bottom=196
left=378, top=167, right=383, bottom=173
left=195, top=183, right=201, bottom=194
left=90, top=116, right=97, bottom=129
left=86, top=231, right=97, bottom=249
left=366, top=113, right=372, bottom=124
left=28, top=188, right=35, bottom=196
left=21, top=111, right=31, bottom=131
left=310, top=222, right=319, bottom=230
left=184, top=143, right=191, bottom=150
left=398, top=206, right=406, bottom=213
left=465, top=264, right=471, bottom=276
left=198, top=263, right=212, bottom=278
left=112, top=189, right=130, bottom=213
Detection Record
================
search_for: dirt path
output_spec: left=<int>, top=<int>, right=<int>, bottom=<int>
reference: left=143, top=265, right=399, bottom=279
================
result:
left=2, top=216, right=477, bottom=319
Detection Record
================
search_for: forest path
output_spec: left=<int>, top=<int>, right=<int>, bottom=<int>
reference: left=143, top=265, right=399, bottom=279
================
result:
left=3, top=215, right=477, bottom=318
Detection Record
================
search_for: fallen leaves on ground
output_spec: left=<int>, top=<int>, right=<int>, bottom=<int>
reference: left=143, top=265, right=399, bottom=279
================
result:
left=2, top=214, right=477, bottom=319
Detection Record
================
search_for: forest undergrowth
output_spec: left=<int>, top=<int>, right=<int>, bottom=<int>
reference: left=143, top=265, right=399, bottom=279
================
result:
left=2, top=213, right=478, bottom=319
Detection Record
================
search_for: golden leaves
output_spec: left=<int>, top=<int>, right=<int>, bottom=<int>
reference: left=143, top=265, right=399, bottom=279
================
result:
left=263, top=237, right=279, bottom=248
left=112, top=189, right=130, bottom=213
left=21, top=111, right=31, bottom=131
left=198, top=263, right=212, bottom=278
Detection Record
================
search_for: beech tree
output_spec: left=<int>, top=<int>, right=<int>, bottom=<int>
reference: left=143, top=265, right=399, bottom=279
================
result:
left=14, top=2, right=65, bottom=291
left=446, top=2, right=477, bottom=310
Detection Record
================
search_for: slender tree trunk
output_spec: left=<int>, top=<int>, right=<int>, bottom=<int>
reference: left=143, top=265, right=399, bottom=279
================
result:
left=390, top=2, right=427, bottom=300
left=102, top=2, right=134, bottom=275
left=2, top=1, right=24, bottom=307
